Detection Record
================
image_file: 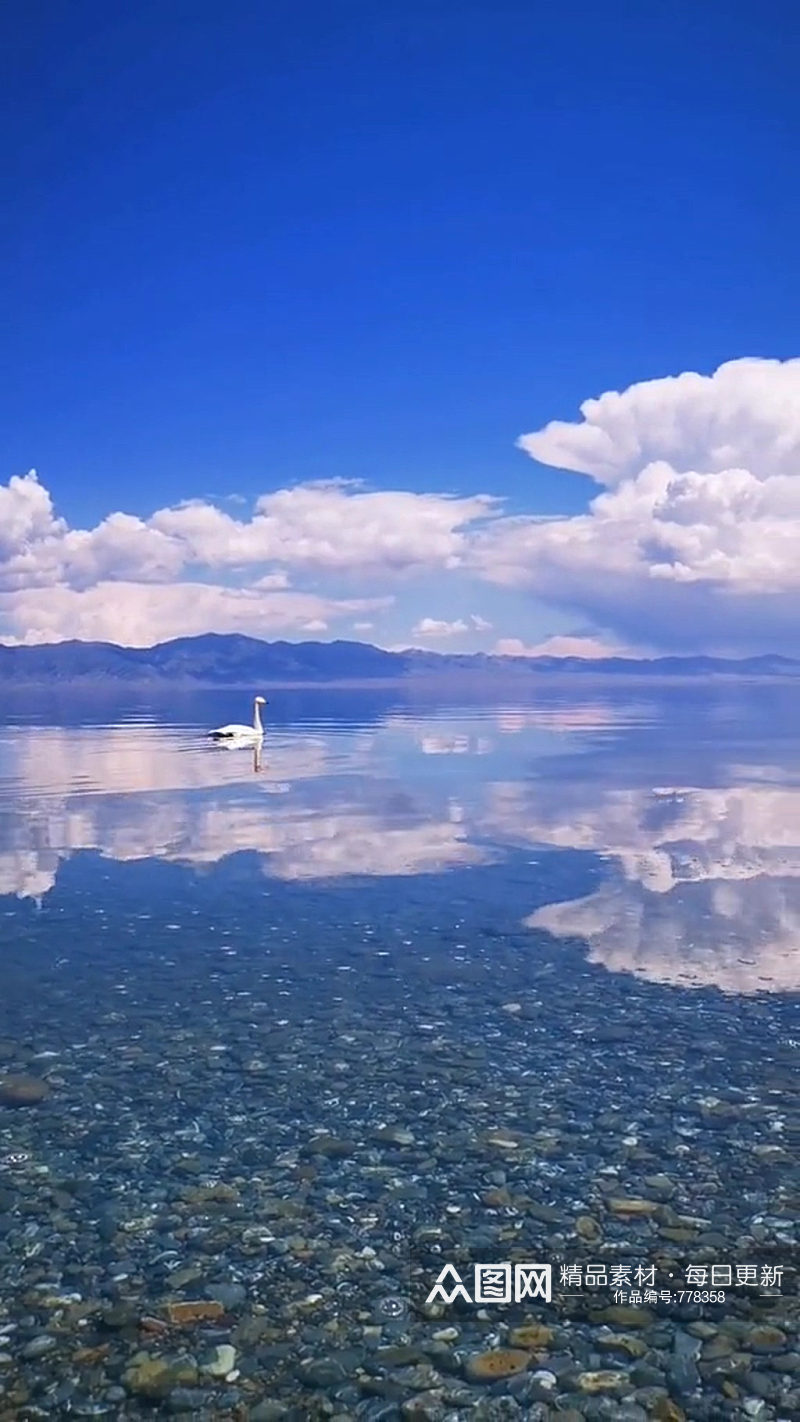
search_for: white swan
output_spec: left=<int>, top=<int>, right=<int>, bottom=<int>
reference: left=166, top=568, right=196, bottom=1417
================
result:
left=209, top=695, right=267, bottom=743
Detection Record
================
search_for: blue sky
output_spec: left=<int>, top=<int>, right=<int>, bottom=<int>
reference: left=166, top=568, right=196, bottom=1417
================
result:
left=1, top=1, right=799, bottom=653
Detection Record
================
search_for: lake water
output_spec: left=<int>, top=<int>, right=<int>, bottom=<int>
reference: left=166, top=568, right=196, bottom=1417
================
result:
left=0, top=684, right=797, bottom=1420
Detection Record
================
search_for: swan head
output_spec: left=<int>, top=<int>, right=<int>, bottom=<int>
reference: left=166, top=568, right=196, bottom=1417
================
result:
left=255, top=696, right=267, bottom=705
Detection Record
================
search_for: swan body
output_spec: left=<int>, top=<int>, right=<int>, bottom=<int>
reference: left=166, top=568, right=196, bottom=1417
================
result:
left=209, top=695, right=267, bottom=742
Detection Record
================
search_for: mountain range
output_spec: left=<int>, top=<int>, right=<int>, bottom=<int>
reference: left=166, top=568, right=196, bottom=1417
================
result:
left=0, top=634, right=798, bottom=684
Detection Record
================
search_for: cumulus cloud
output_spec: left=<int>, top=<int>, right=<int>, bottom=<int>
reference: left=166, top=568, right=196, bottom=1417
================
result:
left=0, top=473, right=495, bottom=591
left=2, top=582, right=388, bottom=647
left=493, top=634, right=633, bottom=659
left=411, top=613, right=492, bottom=640
left=0, top=477, right=185, bottom=592
left=0, top=472, right=65, bottom=556
left=6, top=357, right=800, bottom=653
left=411, top=617, right=469, bottom=638
left=518, top=356, right=800, bottom=486
left=255, top=572, right=291, bottom=590
left=150, top=479, right=496, bottom=574
left=0, top=471, right=494, bottom=645
left=477, top=357, right=800, bottom=653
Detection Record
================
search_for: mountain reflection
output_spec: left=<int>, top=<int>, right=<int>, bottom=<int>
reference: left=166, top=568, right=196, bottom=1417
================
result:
left=0, top=692, right=798, bottom=993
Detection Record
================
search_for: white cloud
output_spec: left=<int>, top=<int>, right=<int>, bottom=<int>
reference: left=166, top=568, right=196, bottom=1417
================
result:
left=2, top=582, right=389, bottom=647
left=0, top=472, right=65, bottom=556
left=409, top=613, right=491, bottom=639
left=150, top=480, right=497, bottom=574
left=0, top=478, right=497, bottom=596
left=6, top=357, right=800, bottom=653
left=477, top=357, right=800, bottom=653
left=493, top=634, right=633, bottom=659
left=255, top=572, right=291, bottom=590
left=518, top=356, right=800, bottom=486
left=0, top=470, right=494, bottom=644
left=411, top=617, right=469, bottom=638
left=0, top=476, right=186, bottom=591
left=0, top=471, right=503, bottom=645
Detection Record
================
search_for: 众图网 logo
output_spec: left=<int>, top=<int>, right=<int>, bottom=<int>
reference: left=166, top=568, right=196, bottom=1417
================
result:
left=425, top=1263, right=552, bottom=1305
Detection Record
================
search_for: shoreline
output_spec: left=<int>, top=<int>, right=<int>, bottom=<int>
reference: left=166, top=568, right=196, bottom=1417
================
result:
left=0, top=671, right=798, bottom=691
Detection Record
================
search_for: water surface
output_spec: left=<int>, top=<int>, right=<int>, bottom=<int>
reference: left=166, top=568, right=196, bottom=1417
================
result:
left=0, top=685, right=797, bottom=1419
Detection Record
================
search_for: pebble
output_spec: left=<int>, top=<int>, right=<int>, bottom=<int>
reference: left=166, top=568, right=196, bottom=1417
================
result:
left=606, top=1196, right=660, bottom=1217
left=167, top=1389, right=211, bottom=1413
left=669, top=1329, right=700, bottom=1394
left=595, top=1306, right=654, bottom=1329
left=530, top=1368, right=557, bottom=1390
left=575, top=1214, right=603, bottom=1241
left=746, top=1325, right=788, bottom=1353
left=22, top=1335, right=57, bottom=1358
left=204, top=1282, right=247, bottom=1308
left=464, top=1349, right=532, bottom=1382
left=297, top=1357, right=348, bottom=1387
left=203, top=1342, right=236, bottom=1377
left=123, top=1357, right=175, bottom=1400
left=507, top=1325, right=553, bottom=1349
left=0, top=1075, right=51, bottom=1106
left=577, top=1368, right=629, bottom=1392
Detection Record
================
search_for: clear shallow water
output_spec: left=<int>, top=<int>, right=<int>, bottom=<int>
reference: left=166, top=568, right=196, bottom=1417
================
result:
left=0, top=685, right=797, bottom=1420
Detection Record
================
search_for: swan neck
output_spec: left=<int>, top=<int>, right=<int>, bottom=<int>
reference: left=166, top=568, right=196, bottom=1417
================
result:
left=253, top=700, right=263, bottom=733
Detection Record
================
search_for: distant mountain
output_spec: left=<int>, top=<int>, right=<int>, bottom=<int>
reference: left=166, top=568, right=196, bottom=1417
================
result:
left=0, top=634, right=799, bottom=685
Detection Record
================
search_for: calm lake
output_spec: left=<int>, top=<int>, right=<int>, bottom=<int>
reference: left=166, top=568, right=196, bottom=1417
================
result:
left=0, top=683, right=798, bottom=1420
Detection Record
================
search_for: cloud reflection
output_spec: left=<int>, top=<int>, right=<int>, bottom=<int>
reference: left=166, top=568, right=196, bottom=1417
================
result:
left=529, top=874, right=800, bottom=994
left=491, top=782, right=800, bottom=993
left=0, top=703, right=798, bottom=993
left=0, top=720, right=492, bottom=900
